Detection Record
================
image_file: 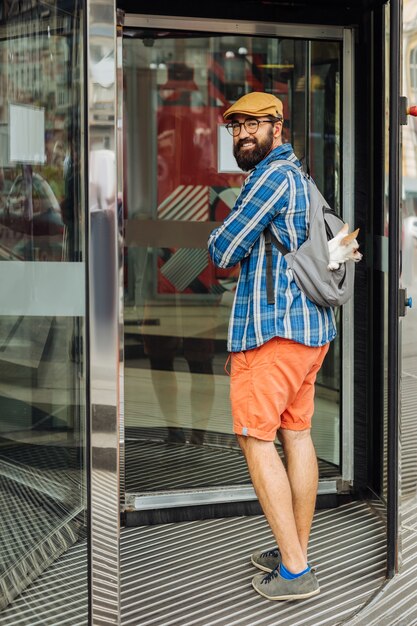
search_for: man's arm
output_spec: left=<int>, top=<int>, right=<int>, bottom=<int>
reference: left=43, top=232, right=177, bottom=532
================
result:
left=208, top=167, right=288, bottom=268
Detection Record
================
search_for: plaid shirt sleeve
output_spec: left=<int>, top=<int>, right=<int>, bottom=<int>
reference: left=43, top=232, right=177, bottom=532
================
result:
left=208, top=166, right=289, bottom=268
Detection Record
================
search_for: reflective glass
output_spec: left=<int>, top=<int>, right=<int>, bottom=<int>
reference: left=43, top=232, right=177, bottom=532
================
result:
left=0, top=2, right=87, bottom=622
left=402, top=11, right=417, bottom=504
left=123, top=32, right=342, bottom=494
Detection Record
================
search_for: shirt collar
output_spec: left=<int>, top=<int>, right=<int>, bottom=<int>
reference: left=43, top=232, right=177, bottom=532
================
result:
left=254, top=143, right=300, bottom=170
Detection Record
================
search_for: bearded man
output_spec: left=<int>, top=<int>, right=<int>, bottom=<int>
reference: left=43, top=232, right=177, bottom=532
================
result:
left=208, top=92, right=335, bottom=601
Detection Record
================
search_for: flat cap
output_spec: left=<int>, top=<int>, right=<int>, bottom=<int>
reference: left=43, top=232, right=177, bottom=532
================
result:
left=223, top=92, right=283, bottom=120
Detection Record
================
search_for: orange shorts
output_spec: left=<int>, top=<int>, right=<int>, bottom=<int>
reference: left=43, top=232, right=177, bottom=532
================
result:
left=230, top=337, right=330, bottom=441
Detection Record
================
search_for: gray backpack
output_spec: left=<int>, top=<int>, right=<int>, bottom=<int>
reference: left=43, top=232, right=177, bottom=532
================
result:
left=264, top=160, right=355, bottom=308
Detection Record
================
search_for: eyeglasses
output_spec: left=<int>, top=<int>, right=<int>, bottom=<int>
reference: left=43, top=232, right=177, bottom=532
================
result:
left=225, top=118, right=282, bottom=137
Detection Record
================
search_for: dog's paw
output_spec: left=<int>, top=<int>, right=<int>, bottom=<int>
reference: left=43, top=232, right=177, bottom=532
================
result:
left=327, top=260, right=341, bottom=271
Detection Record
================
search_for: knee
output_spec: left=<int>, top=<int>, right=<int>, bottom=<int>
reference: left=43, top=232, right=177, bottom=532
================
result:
left=236, top=434, right=272, bottom=454
left=278, top=428, right=312, bottom=448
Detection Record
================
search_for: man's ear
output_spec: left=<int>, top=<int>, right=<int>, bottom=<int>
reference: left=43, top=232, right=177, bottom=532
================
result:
left=273, top=120, right=283, bottom=139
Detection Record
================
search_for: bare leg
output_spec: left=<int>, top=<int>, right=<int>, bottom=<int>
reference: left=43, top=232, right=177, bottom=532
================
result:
left=278, top=428, right=318, bottom=560
left=238, top=435, right=307, bottom=573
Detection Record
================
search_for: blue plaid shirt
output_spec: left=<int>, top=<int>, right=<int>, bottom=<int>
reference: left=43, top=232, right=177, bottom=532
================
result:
left=208, top=143, right=336, bottom=352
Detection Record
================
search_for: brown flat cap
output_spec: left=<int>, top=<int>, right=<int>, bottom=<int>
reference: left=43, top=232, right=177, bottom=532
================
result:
left=223, top=92, right=283, bottom=120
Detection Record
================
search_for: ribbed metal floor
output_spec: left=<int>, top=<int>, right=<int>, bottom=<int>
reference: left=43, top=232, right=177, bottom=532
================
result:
left=120, top=501, right=386, bottom=626
left=0, top=500, right=386, bottom=626
left=349, top=499, right=417, bottom=626
left=0, top=540, right=88, bottom=626
left=0, top=457, right=84, bottom=612
left=400, top=371, right=417, bottom=498
left=348, top=352, right=417, bottom=626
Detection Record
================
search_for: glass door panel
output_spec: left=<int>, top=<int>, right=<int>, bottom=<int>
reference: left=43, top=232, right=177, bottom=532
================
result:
left=123, top=29, right=342, bottom=495
left=0, top=3, right=88, bottom=621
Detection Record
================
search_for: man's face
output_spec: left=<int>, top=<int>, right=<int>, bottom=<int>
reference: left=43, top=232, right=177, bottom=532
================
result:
left=231, top=115, right=281, bottom=171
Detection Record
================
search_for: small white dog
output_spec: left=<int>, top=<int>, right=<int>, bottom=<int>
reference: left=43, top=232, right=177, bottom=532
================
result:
left=328, top=224, right=362, bottom=270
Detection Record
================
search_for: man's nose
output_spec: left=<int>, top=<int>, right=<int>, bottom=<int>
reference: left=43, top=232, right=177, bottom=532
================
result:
left=238, top=124, right=251, bottom=138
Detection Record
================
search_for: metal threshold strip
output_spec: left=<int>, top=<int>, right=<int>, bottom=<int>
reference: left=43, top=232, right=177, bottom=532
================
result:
left=126, top=480, right=338, bottom=510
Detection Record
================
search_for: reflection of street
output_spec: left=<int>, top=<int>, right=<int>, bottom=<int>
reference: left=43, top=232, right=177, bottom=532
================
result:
left=402, top=240, right=417, bottom=357
left=0, top=314, right=85, bottom=602
left=0, top=171, right=65, bottom=261
left=0, top=317, right=83, bottom=445
left=401, top=239, right=417, bottom=501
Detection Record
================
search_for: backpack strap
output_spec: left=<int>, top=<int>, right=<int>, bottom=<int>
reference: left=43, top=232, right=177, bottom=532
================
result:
left=264, top=230, right=274, bottom=305
left=264, top=159, right=301, bottom=304
left=264, top=229, right=290, bottom=304
left=264, top=159, right=304, bottom=255
left=266, top=228, right=289, bottom=257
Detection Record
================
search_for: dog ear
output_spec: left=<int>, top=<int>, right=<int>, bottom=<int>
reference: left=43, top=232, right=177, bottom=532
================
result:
left=338, top=223, right=349, bottom=236
left=341, top=227, right=359, bottom=246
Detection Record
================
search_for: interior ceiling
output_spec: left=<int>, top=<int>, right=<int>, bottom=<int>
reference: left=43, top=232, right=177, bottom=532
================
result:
left=118, top=0, right=388, bottom=27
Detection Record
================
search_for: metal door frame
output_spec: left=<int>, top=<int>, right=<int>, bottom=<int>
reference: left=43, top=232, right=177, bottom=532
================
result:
left=121, top=14, right=356, bottom=504
left=387, top=0, right=402, bottom=578
left=86, top=1, right=121, bottom=623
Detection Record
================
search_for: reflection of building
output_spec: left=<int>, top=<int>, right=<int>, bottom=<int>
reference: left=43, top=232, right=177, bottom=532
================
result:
left=402, top=0, right=417, bottom=287
left=0, top=15, right=71, bottom=131
left=403, top=0, right=417, bottom=215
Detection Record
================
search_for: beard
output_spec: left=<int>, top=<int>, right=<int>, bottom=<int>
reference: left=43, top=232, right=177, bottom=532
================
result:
left=233, top=128, right=274, bottom=171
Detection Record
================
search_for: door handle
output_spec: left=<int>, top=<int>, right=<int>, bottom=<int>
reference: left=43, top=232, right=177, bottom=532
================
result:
left=399, top=287, right=413, bottom=317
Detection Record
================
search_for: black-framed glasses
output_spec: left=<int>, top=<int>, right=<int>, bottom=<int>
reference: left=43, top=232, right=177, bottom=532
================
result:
left=225, top=118, right=281, bottom=137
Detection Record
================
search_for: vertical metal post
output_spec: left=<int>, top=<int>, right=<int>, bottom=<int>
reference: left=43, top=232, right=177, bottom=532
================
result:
left=342, top=28, right=355, bottom=484
left=387, top=0, right=402, bottom=579
left=116, top=9, right=125, bottom=509
left=86, top=0, right=121, bottom=623
left=305, top=40, right=311, bottom=171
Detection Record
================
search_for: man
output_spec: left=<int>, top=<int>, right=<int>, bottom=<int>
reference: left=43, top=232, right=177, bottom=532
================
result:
left=208, top=92, right=336, bottom=601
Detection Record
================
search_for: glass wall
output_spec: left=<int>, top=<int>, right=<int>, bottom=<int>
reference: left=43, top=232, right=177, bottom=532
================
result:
left=402, top=0, right=417, bottom=505
left=0, top=1, right=87, bottom=622
left=123, top=29, right=343, bottom=497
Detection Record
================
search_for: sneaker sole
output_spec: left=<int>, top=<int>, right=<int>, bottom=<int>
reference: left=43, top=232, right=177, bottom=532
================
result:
left=252, top=581, right=321, bottom=602
left=250, top=556, right=274, bottom=573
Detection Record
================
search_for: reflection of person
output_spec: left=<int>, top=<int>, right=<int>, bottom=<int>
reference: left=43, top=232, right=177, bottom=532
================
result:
left=52, top=141, right=65, bottom=168
left=62, top=129, right=80, bottom=261
left=143, top=334, right=215, bottom=445
left=208, top=92, right=336, bottom=601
